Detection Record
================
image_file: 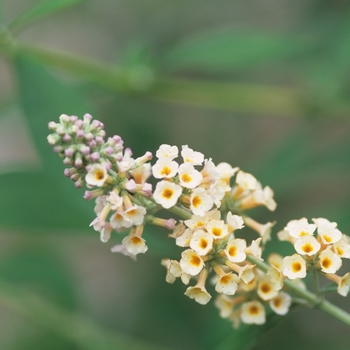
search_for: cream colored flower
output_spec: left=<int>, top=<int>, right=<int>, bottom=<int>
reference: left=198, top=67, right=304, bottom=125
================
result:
left=152, top=158, right=179, bottom=179
left=338, top=273, right=350, bottom=297
left=215, top=273, right=239, bottom=295
left=333, top=238, right=350, bottom=258
left=85, top=164, right=108, bottom=187
left=185, top=285, right=211, bottom=305
left=181, top=145, right=204, bottom=166
left=154, top=180, right=182, bottom=209
left=190, top=188, right=214, bottom=216
left=178, top=163, right=203, bottom=189
left=267, top=253, right=284, bottom=271
left=318, top=249, right=342, bottom=274
left=241, top=300, right=265, bottom=325
left=269, top=292, right=292, bottom=315
left=122, top=235, right=148, bottom=255
left=282, top=254, right=307, bottom=279
left=214, top=294, right=234, bottom=318
left=180, top=249, right=205, bottom=276
left=294, top=235, right=321, bottom=256
left=225, top=238, right=246, bottom=263
left=176, top=228, right=193, bottom=247
left=226, top=212, right=245, bottom=233
left=285, top=218, right=316, bottom=239
left=156, top=144, right=178, bottom=160
left=124, top=205, right=146, bottom=226
left=161, top=259, right=190, bottom=285
left=206, top=219, right=229, bottom=240
left=257, top=276, right=279, bottom=301
left=190, top=229, right=213, bottom=255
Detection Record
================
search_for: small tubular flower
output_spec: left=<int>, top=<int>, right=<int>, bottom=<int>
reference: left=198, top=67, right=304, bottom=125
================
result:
left=85, top=164, right=108, bottom=187
left=240, top=300, right=266, bottom=325
left=318, top=249, right=342, bottom=274
left=282, top=254, right=307, bottom=280
left=156, top=144, right=178, bottom=160
left=257, top=276, right=279, bottom=301
left=206, top=219, right=229, bottom=240
left=269, top=292, right=292, bottom=315
left=190, top=229, right=213, bottom=255
left=122, top=235, right=148, bottom=255
left=184, top=268, right=211, bottom=305
left=178, top=163, right=203, bottom=189
left=153, top=180, right=182, bottom=209
left=152, top=158, right=179, bottom=179
left=294, top=235, right=321, bottom=256
left=215, top=272, right=239, bottom=296
left=225, top=238, right=247, bottom=263
left=180, top=249, right=205, bottom=276
left=190, top=187, right=214, bottom=216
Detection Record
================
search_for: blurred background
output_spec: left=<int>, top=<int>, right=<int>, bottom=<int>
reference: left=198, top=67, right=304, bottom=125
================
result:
left=1, top=0, right=350, bottom=349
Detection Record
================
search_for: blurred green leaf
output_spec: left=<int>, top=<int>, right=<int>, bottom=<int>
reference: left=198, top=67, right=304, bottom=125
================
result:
left=159, top=29, right=309, bottom=73
left=0, top=248, right=79, bottom=349
left=0, top=279, right=168, bottom=350
left=214, top=313, right=281, bottom=350
left=8, top=0, right=87, bottom=33
left=152, top=77, right=303, bottom=117
left=12, top=54, right=94, bottom=229
left=0, top=171, right=91, bottom=230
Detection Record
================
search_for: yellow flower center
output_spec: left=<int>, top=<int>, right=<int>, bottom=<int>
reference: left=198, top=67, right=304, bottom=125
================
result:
left=302, top=243, right=313, bottom=253
left=273, top=298, right=282, bottom=308
left=249, top=305, right=259, bottom=315
left=220, top=275, right=231, bottom=285
left=190, top=255, right=202, bottom=267
left=181, top=174, right=192, bottom=183
left=95, top=170, right=105, bottom=180
left=212, top=228, right=222, bottom=237
left=261, top=283, right=271, bottom=294
left=292, top=262, right=302, bottom=273
left=192, top=196, right=201, bottom=208
left=160, top=166, right=171, bottom=176
left=228, top=246, right=237, bottom=257
left=162, top=189, right=174, bottom=199
left=199, top=239, right=208, bottom=249
left=322, top=258, right=332, bottom=269
left=131, top=236, right=142, bottom=244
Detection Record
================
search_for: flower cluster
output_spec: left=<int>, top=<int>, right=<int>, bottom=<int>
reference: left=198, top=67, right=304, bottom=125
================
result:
left=278, top=218, right=350, bottom=296
left=48, top=114, right=350, bottom=329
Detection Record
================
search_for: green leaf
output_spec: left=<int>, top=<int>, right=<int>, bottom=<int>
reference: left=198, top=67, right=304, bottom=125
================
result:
left=0, top=171, right=91, bottom=230
left=9, top=0, right=87, bottom=33
left=159, top=29, right=309, bottom=73
left=0, top=279, right=168, bottom=350
left=12, top=54, right=94, bottom=229
left=214, top=313, right=281, bottom=350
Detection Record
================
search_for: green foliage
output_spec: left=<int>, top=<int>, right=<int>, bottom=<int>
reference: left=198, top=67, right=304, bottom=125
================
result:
left=159, top=29, right=309, bottom=73
left=8, top=0, right=87, bottom=33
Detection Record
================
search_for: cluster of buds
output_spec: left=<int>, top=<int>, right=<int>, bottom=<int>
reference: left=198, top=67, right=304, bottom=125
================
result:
left=48, top=114, right=350, bottom=328
left=48, top=113, right=153, bottom=246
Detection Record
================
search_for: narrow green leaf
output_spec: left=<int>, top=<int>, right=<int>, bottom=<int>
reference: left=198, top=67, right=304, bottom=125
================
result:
left=9, top=0, right=87, bottom=33
left=159, top=29, right=310, bottom=73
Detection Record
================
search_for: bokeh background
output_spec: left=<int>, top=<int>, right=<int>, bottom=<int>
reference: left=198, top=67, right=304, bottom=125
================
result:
left=1, top=0, right=350, bottom=349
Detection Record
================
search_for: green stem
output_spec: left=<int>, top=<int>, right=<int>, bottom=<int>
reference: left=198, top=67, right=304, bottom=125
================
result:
left=0, top=36, right=310, bottom=117
left=246, top=255, right=350, bottom=328
left=168, top=205, right=192, bottom=220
